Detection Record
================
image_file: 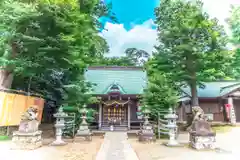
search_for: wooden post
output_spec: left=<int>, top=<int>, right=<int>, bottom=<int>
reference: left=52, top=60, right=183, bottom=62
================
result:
left=128, top=103, right=131, bottom=130
left=6, top=126, right=10, bottom=136
left=158, top=112, right=160, bottom=139
left=98, top=103, right=102, bottom=129
left=228, top=97, right=236, bottom=125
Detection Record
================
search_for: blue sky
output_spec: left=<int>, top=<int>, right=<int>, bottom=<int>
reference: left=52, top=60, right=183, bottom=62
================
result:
left=100, top=0, right=240, bottom=57
left=102, top=0, right=159, bottom=30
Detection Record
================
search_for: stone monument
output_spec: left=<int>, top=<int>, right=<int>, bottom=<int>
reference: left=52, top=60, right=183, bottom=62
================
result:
left=164, top=108, right=180, bottom=147
left=189, top=106, right=216, bottom=150
left=75, top=105, right=92, bottom=141
left=12, top=106, right=42, bottom=150
left=138, top=108, right=156, bottom=142
left=51, top=106, right=68, bottom=146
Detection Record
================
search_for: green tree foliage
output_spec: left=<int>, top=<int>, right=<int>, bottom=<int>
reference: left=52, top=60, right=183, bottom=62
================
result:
left=95, top=48, right=150, bottom=66
left=125, top=48, right=150, bottom=66
left=142, top=73, right=178, bottom=120
left=0, top=0, right=111, bottom=107
left=94, top=56, right=135, bottom=66
left=229, top=6, right=240, bottom=79
left=151, top=0, right=232, bottom=106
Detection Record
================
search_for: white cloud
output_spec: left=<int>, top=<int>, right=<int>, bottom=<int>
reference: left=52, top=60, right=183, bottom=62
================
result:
left=101, top=1, right=240, bottom=57
left=201, top=0, right=240, bottom=36
left=100, top=19, right=157, bottom=57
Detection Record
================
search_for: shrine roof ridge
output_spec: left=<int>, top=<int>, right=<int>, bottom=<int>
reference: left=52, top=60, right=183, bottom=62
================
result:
left=87, top=66, right=145, bottom=71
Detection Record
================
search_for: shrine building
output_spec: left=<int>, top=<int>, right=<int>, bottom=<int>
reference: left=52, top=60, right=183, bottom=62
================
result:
left=85, top=66, right=240, bottom=130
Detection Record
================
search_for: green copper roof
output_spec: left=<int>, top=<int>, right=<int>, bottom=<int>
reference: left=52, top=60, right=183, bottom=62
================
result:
left=85, top=67, right=240, bottom=98
left=181, top=82, right=240, bottom=98
left=85, top=67, right=147, bottom=95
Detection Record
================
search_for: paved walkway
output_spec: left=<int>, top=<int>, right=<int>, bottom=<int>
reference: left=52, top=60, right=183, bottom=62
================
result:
left=95, top=132, right=139, bottom=160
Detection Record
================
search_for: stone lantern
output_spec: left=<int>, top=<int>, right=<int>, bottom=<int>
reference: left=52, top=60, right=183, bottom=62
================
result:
left=138, top=107, right=156, bottom=142
left=51, top=106, right=68, bottom=146
left=143, top=108, right=151, bottom=126
left=75, top=104, right=92, bottom=141
left=164, top=108, right=180, bottom=147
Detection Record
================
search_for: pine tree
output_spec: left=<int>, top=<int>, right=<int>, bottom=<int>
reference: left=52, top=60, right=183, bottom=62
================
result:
left=229, top=6, right=240, bottom=79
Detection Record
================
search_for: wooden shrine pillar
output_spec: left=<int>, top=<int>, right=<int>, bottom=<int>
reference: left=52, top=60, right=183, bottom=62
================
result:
left=98, top=103, right=102, bottom=129
left=128, top=98, right=131, bottom=130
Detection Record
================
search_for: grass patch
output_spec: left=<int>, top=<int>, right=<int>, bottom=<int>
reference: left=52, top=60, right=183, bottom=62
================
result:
left=212, top=126, right=233, bottom=133
left=0, top=135, right=10, bottom=141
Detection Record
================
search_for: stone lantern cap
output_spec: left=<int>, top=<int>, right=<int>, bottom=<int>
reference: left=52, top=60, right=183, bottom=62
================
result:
left=164, top=108, right=178, bottom=119
left=79, top=104, right=88, bottom=114
left=54, top=107, right=68, bottom=118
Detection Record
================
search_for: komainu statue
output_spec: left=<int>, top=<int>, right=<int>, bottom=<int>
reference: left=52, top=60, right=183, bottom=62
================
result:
left=12, top=105, right=43, bottom=150
left=188, top=106, right=216, bottom=150
left=18, top=106, right=40, bottom=133
left=187, top=106, right=206, bottom=131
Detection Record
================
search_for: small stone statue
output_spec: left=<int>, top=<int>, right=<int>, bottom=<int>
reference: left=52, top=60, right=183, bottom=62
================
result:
left=21, top=106, right=38, bottom=121
left=18, top=106, right=39, bottom=133
left=12, top=105, right=42, bottom=150
left=188, top=106, right=216, bottom=150
left=187, top=106, right=206, bottom=131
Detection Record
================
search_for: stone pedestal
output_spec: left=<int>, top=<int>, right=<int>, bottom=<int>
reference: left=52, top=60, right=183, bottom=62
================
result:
left=189, top=120, right=216, bottom=150
left=189, top=133, right=216, bottom=150
left=138, top=124, right=156, bottom=142
left=75, top=125, right=92, bottom=141
left=12, top=131, right=42, bottom=150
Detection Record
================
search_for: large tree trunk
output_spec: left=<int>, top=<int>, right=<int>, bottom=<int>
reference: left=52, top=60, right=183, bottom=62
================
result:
left=185, top=73, right=199, bottom=131
left=0, top=69, right=14, bottom=89
left=190, top=80, right=199, bottom=106
left=0, top=42, right=18, bottom=89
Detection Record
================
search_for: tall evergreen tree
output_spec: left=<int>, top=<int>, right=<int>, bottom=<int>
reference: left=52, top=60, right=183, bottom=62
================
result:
left=229, top=6, right=240, bottom=79
left=151, top=0, right=232, bottom=106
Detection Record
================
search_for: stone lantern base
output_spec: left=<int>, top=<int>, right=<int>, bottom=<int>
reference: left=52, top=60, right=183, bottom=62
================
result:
left=51, top=138, right=67, bottom=146
left=74, top=125, right=92, bottom=141
left=138, top=125, right=156, bottom=143
left=11, top=131, right=42, bottom=150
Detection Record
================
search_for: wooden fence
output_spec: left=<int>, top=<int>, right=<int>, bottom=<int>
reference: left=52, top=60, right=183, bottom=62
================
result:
left=0, top=90, right=44, bottom=126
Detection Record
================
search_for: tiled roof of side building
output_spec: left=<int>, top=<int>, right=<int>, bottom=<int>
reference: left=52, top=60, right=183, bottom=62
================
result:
left=85, top=66, right=147, bottom=95
left=181, top=81, right=240, bottom=98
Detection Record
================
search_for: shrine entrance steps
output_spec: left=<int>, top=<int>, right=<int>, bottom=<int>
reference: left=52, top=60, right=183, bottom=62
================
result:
left=100, top=126, right=128, bottom=131
left=96, top=132, right=139, bottom=160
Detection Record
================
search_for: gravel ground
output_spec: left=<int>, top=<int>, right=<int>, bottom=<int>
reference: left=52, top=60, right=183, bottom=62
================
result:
left=129, top=128, right=240, bottom=160
left=0, top=136, right=103, bottom=160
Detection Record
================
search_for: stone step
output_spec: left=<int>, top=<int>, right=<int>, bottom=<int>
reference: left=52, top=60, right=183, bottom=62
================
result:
left=101, top=126, right=128, bottom=131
